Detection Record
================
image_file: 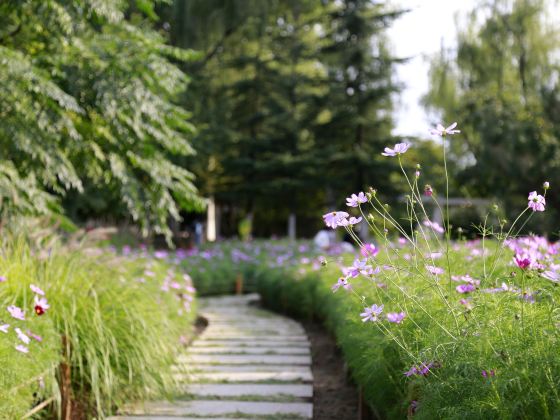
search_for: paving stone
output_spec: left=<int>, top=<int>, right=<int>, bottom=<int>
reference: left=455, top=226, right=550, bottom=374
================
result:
left=183, top=370, right=313, bottom=383
left=122, top=400, right=312, bottom=418
left=180, top=354, right=311, bottom=365
left=184, top=383, right=313, bottom=398
left=175, top=364, right=312, bottom=373
left=187, top=346, right=310, bottom=355
left=203, top=330, right=306, bottom=337
left=205, top=323, right=305, bottom=330
left=200, top=334, right=309, bottom=341
left=192, top=339, right=310, bottom=348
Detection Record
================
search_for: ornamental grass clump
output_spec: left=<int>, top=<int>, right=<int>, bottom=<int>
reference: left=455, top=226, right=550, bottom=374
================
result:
left=0, top=229, right=196, bottom=418
left=322, top=122, right=560, bottom=418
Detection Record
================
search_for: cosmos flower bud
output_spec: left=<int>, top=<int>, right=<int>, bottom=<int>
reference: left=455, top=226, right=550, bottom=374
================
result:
left=543, top=181, right=550, bottom=190
left=424, top=185, right=433, bottom=197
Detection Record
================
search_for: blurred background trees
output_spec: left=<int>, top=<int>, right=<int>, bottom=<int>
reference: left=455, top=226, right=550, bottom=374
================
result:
left=1, top=0, right=558, bottom=240
left=164, top=0, right=406, bottom=237
left=424, top=0, right=560, bottom=233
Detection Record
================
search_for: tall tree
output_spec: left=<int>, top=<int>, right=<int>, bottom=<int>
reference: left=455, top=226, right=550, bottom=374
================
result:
left=315, top=0, right=405, bottom=203
left=424, top=0, right=560, bottom=232
left=0, top=0, right=204, bottom=239
left=168, top=0, right=404, bottom=237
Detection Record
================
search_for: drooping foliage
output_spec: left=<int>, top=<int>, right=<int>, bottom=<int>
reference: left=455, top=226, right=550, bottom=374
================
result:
left=0, top=1, right=204, bottom=238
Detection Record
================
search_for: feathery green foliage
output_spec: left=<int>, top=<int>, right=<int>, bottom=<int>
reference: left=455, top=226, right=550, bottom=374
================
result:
left=0, top=226, right=197, bottom=417
left=0, top=0, right=204, bottom=239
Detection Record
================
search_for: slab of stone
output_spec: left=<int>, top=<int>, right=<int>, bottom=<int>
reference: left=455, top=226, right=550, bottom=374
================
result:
left=205, top=326, right=304, bottom=332
left=207, top=320, right=303, bottom=328
left=192, top=339, right=310, bottom=348
left=180, top=354, right=311, bottom=365
left=188, top=346, right=310, bottom=355
left=123, top=400, right=312, bottom=418
left=184, top=370, right=313, bottom=383
left=175, top=364, right=312, bottom=373
left=184, top=383, right=313, bottom=398
left=200, top=334, right=309, bottom=341
left=203, top=326, right=305, bottom=334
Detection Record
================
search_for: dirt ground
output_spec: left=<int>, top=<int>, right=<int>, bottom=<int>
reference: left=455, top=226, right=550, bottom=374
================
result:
left=303, top=322, right=361, bottom=420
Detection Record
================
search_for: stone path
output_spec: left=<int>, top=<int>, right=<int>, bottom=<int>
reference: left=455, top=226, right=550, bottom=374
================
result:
left=110, top=294, right=313, bottom=419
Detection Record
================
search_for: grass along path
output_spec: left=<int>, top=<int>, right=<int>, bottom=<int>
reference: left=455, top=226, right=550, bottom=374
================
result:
left=110, top=294, right=313, bottom=419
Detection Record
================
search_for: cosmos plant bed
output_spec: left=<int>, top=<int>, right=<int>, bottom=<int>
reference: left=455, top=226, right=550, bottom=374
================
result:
left=160, top=122, right=559, bottom=418
left=0, top=231, right=196, bottom=418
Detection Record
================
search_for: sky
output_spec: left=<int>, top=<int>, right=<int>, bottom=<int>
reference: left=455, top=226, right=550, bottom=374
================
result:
left=387, top=0, right=479, bottom=137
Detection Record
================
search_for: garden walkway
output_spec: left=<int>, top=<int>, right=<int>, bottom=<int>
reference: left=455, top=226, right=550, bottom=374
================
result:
left=110, top=294, right=314, bottom=419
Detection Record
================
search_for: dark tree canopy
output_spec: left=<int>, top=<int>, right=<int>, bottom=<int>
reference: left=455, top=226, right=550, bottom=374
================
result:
left=165, top=0, right=406, bottom=236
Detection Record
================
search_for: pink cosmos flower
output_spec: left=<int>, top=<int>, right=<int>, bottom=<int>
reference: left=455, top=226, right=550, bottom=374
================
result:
left=405, top=362, right=436, bottom=377
left=360, top=304, right=384, bottom=322
left=15, top=327, right=30, bottom=344
left=426, top=265, right=444, bottom=275
left=430, top=122, right=460, bottom=136
left=423, top=220, right=444, bottom=234
left=528, top=191, right=545, bottom=212
left=0, top=276, right=6, bottom=282
left=387, top=312, right=406, bottom=324
left=27, top=331, right=43, bottom=342
left=542, top=270, right=560, bottom=282
left=15, top=344, right=29, bottom=353
left=331, top=277, right=351, bottom=293
left=34, top=296, right=49, bottom=316
left=0, top=323, right=9, bottom=333
left=459, top=298, right=473, bottom=310
left=381, top=143, right=410, bottom=157
left=322, top=211, right=349, bottom=229
left=346, top=192, right=368, bottom=207
left=456, top=284, right=476, bottom=294
left=7, top=305, right=25, bottom=321
left=481, top=369, right=496, bottom=378
left=30, top=284, right=45, bottom=296
left=339, top=216, right=362, bottom=227
left=347, top=259, right=379, bottom=278
left=360, top=243, right=378, bottom=258
left=513, top=254, right=531, bottom=269
left=404, top=365, right=419, bottom=377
